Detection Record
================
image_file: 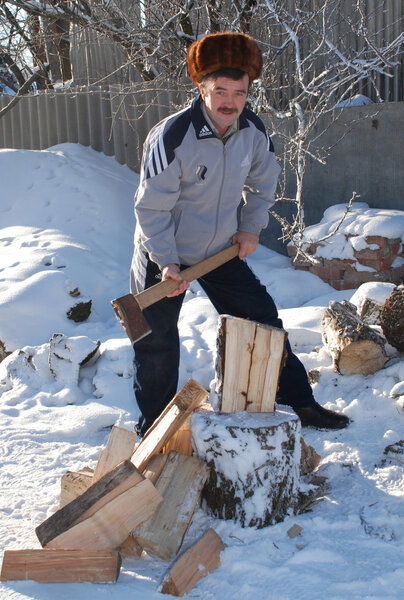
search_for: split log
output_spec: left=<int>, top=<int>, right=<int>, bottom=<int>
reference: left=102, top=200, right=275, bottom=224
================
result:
left=381, top=284, right=404, bottom=352
left=46, top=478, right=162, bottom=551
left=0, top=549, right=121, bottom=583
left=142, top=453, right=169, bottom=484
left=93, top=425, right=137, bottom=482
left=132, top=451, right=209, bottom=561
left=321, top=300, right=387, bottom=375
left=118, top=453, right=169, bottom=555
left=131, top=379, right=208, bottom=472
left=160, top=529, right=226, bottom=596
left=215, top=315, right=287, bottom=413
left=60, top=469, right=93, bottom=508
left=37, top=460, right=144, bottom=547
left=191, top=410, right=301, bottom=528
left=118, top=535, right=143, bottom=558
left=163, top=415, right=193, bottom=456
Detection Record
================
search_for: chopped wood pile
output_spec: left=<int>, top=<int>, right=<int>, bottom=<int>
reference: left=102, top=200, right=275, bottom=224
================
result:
left=1, top=379, right=221, bottom=596
left=1, top=316, right=319, bottom=595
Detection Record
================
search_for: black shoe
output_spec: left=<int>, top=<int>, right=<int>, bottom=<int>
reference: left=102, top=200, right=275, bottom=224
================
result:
left=294, top=402, right=350, bottom=430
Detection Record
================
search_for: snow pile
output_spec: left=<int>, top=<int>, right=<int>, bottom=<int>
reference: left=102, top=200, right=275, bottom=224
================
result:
left=297, top=202, right=404, bottom=262
left=0, top=144, right=403, bottom=600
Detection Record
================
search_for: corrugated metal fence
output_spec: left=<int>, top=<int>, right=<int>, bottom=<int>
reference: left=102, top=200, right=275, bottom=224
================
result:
left=0, top=84, right=191, bottom=172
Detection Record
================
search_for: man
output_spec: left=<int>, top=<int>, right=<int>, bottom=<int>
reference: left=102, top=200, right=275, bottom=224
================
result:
left=130, top=31, right=349, bottom=436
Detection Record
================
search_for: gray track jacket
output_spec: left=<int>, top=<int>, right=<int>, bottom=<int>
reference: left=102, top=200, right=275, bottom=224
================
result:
left=131, top=96, right=280, bottom=293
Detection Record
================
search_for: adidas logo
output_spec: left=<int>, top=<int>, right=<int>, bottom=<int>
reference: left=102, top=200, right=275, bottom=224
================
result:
left=199, top=125, right=211, bottom=137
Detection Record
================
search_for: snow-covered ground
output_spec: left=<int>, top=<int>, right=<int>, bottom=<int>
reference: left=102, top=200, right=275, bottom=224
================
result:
left=0, top=144, right=403, bottom=600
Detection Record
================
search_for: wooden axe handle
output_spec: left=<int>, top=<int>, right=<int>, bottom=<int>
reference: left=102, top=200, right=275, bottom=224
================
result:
left=136, top=244, right=240, bottom=310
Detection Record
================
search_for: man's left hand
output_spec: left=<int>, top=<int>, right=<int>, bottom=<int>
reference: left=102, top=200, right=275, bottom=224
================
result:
left=232, top=231, right=259, bottom=259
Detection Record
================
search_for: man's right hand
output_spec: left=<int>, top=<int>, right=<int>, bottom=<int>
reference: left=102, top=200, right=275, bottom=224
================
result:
left=161, top=263, right=190, bottom=297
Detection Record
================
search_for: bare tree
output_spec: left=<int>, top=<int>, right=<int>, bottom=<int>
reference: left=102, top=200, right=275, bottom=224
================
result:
left=0, top=1, right=403, bottom=254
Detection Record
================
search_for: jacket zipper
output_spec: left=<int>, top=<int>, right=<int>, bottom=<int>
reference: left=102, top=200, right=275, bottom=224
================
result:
left=205, top=142, right=226, bottom=258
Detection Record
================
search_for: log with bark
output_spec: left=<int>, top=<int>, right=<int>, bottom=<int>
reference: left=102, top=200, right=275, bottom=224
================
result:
left=381, top=284, right=404, bottom=352
left=321, top=300, right=387, bottom=375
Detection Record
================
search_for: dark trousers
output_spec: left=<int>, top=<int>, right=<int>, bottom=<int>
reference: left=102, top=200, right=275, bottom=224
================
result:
left=133, top=256, right=314, bottom=435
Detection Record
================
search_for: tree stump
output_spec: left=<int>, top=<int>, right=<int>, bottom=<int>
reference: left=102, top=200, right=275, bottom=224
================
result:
left=321, top=300, right=387, bottom=375
left=381, top=285, right=404, bottom=352
left=191, top=410, right=301, bottom=528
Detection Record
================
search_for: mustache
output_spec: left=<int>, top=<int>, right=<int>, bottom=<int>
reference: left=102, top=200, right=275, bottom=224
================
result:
left=218, top=107, right=238, bottom=114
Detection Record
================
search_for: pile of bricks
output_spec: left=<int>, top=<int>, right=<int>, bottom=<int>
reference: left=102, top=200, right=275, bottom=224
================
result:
left=288, top=235, right=404, bottom=290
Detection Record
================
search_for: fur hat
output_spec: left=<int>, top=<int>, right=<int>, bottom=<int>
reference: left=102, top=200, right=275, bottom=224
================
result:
left=187, top=32, right=262, bottom=84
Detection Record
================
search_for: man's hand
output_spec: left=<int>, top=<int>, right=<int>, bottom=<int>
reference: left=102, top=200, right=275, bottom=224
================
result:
left=232, top=231, right=259, bottom=259
left=161, top=263, right=190, bottom=298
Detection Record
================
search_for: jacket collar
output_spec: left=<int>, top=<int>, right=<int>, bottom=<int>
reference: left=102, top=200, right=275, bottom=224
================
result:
left=190, top=96, right=250, bottom=140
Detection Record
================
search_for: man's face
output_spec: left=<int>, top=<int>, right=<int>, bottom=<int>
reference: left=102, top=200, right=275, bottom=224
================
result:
left=199, top=73, right=249, bottom=136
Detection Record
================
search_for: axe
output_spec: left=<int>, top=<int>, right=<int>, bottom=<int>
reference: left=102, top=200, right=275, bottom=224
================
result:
left=111, top=243, right=240, bottom=344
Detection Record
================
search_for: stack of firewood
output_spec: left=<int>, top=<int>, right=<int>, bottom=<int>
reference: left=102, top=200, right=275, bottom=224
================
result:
left=1, top=315, right=308, bottom=595
left=0, top=379, right=226, bottom=596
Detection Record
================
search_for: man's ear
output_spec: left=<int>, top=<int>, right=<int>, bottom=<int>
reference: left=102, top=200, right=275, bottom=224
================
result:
left=198, top=84, right=206, bottom=101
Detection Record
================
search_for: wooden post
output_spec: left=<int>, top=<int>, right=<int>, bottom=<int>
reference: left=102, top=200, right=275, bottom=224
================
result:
left=215, top=315, right=286, bottom=413
left=93, top=426, right=137, bottom=482
left=132, top=452, right=209, bottom=560
left=160, top=529, right=226, bottom=596
left=0, top=550, right=121, bottom=583
left=191, top=410, right=301, bottom=528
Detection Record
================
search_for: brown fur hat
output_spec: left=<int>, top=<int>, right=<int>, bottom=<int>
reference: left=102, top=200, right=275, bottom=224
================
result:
left=187, top=32, right=262, bottom=84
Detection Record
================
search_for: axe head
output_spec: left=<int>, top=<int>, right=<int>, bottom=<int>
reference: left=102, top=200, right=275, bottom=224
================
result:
left=111, top=294, right=151, bottom=344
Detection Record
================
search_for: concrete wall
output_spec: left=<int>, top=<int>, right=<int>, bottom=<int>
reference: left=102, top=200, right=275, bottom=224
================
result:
left=261, top=102, right=404, bottom=254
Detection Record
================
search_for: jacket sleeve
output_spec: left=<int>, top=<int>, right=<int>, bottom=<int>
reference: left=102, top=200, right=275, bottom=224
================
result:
left=239, top=127, right=281, bottom=235
left=134, top=131, right=182, bottom=269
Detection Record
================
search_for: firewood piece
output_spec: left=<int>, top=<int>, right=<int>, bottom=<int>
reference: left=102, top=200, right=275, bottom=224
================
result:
left=142, top=453, right=169, bottom=484
left=60, top=470, right=93, bottom=508
left=216, top=315, right=286, bottom=413
left=287, top=524, right=303, bottom=539
left=47, top=478, right=162, bottom=551
left=163, top=415, right=193, bottom=456
left=118, top=535, right=143, bottom=558
left=300, top=438, right=321, bottom=476
left=93, top=426, right=137, bottom=482
left=131, top=379, right=208, bottom=472
left=0, top=549, right=121, bottom=583
left=160, top=529, right=225, bottom=596
left=36, top=460, right=144, bottom=547
left=132, top=452, right=209, bottom=560
left=381, top=284, right=404, bottom=352
left=321, top=300, right=387, bottom=375
left=191, top=410, right=300, bottom=528
left=119, top=453, right=170, bottom=554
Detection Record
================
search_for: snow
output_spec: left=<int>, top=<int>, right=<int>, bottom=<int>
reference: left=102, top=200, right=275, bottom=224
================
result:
left=0, top=144, right=403, bottom=600
left=295, top=202, right=404, bottom=262
left=334, top=94, right=374, bottom=108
